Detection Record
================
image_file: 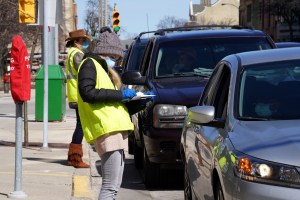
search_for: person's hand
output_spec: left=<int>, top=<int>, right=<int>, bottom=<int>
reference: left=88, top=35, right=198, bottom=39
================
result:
left=140, top=91, right=155, bottom=105
left=122, top=89, right=137, bottom=100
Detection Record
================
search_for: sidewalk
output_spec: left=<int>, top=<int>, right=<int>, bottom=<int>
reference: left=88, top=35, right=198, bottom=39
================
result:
left=0, top=90, right=99, bottom=200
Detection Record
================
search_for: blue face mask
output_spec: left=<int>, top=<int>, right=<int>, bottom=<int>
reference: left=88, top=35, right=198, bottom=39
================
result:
left=82, top=40, right=89, bottom=49
left=105, top=57, right=116, bottom=68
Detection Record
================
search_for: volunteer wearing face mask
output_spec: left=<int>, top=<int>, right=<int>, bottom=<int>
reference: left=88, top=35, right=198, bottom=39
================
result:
left=77, top=26, right=139, bottom=200
left=65, top=29, right=91, bottom=168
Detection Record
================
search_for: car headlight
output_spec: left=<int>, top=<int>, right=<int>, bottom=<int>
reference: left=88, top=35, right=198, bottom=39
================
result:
left=233, top=151, right=300, bottom=188
left=153, top=104, right=187, bottom=128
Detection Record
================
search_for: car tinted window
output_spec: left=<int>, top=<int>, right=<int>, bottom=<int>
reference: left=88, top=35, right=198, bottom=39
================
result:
left=239, top=59, right=300, bottom=120
left=154, top=37, right=272, bottom=77
left=127, top=45, right=147, bottom=71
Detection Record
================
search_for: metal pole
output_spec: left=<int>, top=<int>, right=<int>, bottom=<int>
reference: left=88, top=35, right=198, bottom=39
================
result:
left=24, top=101, right=28, bottom=147
left=8, top=102, right=27, bottom=199
left=41, top=0, right=51, bottom=151
left=99, top=0, right=103, bottom=28
left=104, top=0, right=107, bottom=26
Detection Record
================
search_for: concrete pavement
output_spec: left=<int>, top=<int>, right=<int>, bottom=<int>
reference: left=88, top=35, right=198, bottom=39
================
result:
left=0, top=89, right=99, bottom=200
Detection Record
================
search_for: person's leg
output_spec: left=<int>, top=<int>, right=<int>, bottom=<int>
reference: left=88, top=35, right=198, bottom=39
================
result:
left=67, top=108, right=89, bottom=168
left=71, top=108, right=83, bottom=144
left=99, top=150, right=124, bottom=200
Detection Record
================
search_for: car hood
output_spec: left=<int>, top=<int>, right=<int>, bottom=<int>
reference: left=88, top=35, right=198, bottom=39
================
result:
left=230, top=120, right=300, bottom=166
left=152, top=78, right=206, bottom=107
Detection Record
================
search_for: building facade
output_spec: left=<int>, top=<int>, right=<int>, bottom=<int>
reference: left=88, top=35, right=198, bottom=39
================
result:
left=239, top=0, right=300, bottom=41
left=189, top=0, right=240, bottom=26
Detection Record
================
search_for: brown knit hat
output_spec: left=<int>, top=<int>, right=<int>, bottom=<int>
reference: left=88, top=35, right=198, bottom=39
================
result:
left=66, top=29, right=91, bottom=41
left=93, top=27, right=123, bottom=58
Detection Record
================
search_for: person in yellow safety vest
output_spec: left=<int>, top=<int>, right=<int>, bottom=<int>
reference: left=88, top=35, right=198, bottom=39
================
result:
left=77, top=26, right=151, bottom=200
left=65, top=29, right=91, bottom=168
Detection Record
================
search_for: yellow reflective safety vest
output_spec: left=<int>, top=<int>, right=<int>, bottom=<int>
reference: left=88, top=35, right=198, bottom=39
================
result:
left=77, top=58, right=134, bottom=144
left=66, top=47, right=83, bottom=103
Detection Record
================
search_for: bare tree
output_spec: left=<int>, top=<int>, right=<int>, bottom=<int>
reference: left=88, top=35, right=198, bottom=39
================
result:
left=291, top=0, right=300, bottom=37
left=0, top=0, right=39, bottom=74
left=156, top=16, right=187, bottom=29
left=84, top=0, right=113, bottom=36
left=84, top=0, right=99, bottom=36
left=267, top=0, right=297, bottom=41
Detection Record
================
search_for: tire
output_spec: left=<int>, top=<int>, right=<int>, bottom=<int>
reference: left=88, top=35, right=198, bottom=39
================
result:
left=215, top=180, right=224, bottom=200
left=128, top=133, right=134, bottom=155
left=143, top=149, right=161, bottom=188
left=133, top=138, right=143, bottom=169
left=184, top=161, right=192, bottom=200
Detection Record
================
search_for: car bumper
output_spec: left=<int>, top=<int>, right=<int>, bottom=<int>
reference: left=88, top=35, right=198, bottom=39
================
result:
left=143, top=127, right=183, bottom=168
left=233, top=178, right=300, bottom=200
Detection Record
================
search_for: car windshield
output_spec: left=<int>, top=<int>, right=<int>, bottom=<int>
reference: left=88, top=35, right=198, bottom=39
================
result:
left=154, top=37, right=272, bottom=77
left=238, top=59, right=300, bottom=120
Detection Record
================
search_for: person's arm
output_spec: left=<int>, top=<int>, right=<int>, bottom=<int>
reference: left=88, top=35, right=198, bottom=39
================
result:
left=78, top=59, right=123, bottom=103
left=73, top=52, right=84, bottom=71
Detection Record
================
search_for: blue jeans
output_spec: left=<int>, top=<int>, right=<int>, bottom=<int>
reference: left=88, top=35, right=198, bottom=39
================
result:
left=71, top=108, right=83, bottom=144
left=99, top=150, right=124, bottom=200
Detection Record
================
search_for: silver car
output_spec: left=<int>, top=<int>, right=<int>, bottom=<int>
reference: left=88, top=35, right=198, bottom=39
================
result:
left=180, top=47, right=300, bottom=200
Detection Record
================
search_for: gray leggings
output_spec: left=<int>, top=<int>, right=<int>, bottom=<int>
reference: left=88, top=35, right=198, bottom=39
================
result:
left=99, top=150, right=124, bottom=200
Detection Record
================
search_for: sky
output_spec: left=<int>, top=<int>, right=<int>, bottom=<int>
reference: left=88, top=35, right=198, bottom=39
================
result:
left=76, top=0, right=218, bottom=39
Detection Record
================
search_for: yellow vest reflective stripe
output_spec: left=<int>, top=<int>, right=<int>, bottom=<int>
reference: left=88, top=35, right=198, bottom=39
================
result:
left=77, top=58, right=134, bottom=144
left=66, top=47, right=83, bottom=103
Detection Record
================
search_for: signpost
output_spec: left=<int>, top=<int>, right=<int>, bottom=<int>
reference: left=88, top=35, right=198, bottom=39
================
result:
left=8, top=35, right=31, bottom=199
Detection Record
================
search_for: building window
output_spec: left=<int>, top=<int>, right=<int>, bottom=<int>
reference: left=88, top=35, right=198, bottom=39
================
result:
left=247, top=4, right=252, bottom=23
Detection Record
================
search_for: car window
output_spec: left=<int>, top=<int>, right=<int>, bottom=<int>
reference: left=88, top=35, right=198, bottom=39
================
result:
left=127, top=45, right=147, bottom=71
left=239, top=59, right=300, bottom=120
left=199, top=63, right=230, bottom=119
left=141, top=39, right=154, bottom=76
left=199, top=64, right=224, bottom=106
left=212, top=65, right=230, bottom=119
left=154, top=37, right=272, bottom=78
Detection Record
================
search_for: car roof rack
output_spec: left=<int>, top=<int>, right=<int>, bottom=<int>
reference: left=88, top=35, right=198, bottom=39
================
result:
left=134, top=31, right=156, bottom=41
left=154, top=25, right=254, bottom=36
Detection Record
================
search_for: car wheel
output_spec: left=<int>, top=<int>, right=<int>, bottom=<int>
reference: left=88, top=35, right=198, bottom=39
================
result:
left=215, top=180, right=224, bottom=200
left=184, top=161, right=192, bottom=200
left=133, top=138, right=143, bottom=169
left=128, top=133, right=134, bottom=155
left=143, top=149, right=160, bottom=188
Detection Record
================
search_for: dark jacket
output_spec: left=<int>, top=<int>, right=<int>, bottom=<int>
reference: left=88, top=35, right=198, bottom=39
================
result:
left=78, top=53, right=145, bottom=115
left=78, top=53, right=123, bottom=103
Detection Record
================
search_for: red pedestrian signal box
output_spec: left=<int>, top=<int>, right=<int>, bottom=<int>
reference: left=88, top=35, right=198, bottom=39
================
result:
left=10, top=35, right=31, bottom=103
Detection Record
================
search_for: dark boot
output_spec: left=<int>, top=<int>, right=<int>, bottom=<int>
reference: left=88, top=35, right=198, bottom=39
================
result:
left=67, top=143, right=90, bottom=168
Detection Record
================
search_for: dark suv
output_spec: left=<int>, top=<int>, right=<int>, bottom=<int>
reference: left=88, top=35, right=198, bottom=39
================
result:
left=122, top=26, right=276, bottom=188
left=121, top=31, right=154, bottom=73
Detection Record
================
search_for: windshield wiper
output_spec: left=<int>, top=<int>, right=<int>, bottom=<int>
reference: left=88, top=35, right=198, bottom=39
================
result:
left=238, top=116, right=269, bottom=121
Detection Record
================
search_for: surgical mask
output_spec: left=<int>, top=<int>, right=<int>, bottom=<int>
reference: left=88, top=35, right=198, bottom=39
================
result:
left=105, top=57, right=116, bottom=68
left=82, top=40, right=89, bottom=49
left=255, top=103, right=272, bottom=117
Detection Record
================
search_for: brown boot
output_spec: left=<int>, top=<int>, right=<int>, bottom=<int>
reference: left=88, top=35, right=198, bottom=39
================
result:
left=67, top=143, right=90, bottom=168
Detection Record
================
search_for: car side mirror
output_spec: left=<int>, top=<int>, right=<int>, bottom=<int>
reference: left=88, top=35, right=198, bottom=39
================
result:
left=187, top=106, right=225, bottom=128
left=121, top=70, right=146, bottom=85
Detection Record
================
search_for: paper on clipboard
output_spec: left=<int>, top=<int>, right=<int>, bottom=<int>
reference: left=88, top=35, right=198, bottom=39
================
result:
left=122, top=94, right=155, bottom=102
left=131, top=94, right=156, bottom=101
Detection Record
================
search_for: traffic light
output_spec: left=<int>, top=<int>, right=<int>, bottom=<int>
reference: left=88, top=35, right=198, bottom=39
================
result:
left=19, top=0, right=36, bottom=23
left=112, top=7, right=120, bottom=33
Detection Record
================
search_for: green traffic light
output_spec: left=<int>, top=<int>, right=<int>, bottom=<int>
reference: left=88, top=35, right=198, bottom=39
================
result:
left=114, top=26, right=120, bottom=32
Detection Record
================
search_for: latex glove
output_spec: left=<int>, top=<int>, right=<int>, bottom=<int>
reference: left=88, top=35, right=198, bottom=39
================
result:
left=122, top=89, right=137, bottom=100
left=140, top=91, right=155, bottom=105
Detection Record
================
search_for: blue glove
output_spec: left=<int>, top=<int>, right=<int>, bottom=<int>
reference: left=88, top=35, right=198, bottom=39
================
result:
left=140, top=91, right=155, bottom=105
left=122, top=89, right=137, bottom=100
